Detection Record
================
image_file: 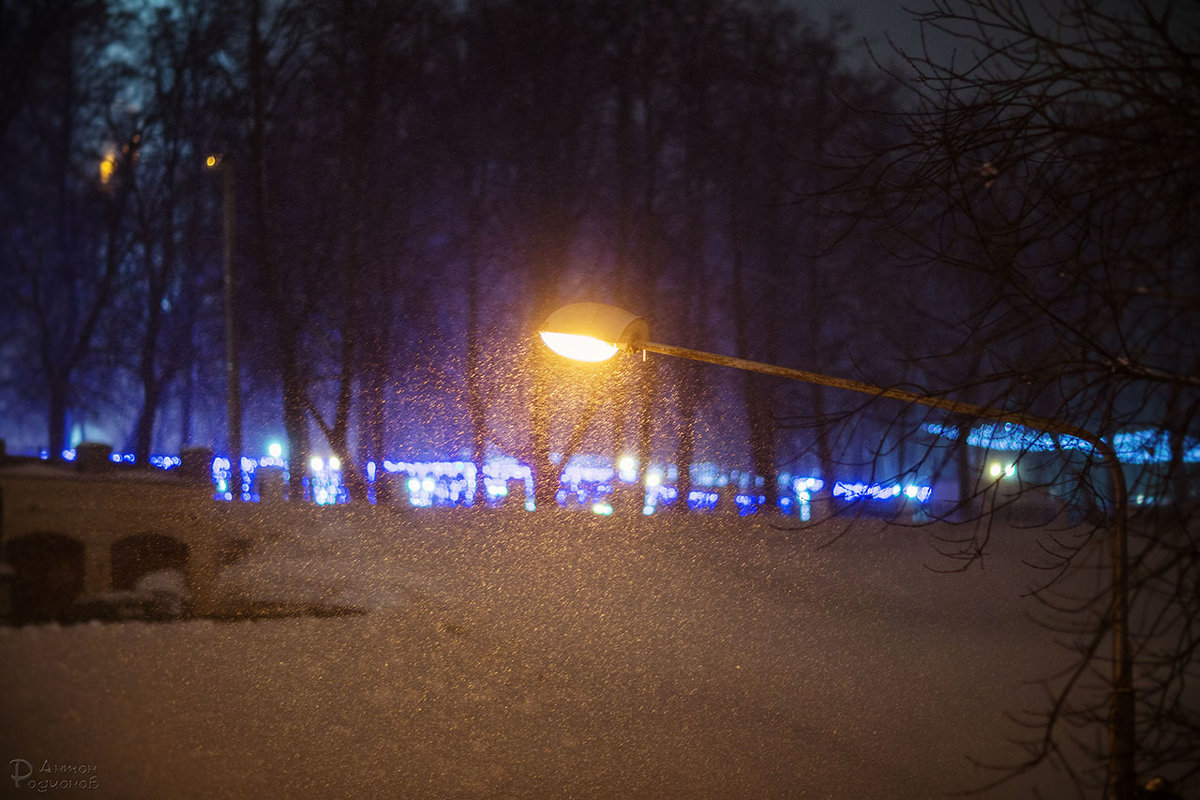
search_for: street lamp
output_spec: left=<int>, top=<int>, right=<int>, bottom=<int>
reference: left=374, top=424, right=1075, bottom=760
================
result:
left=539, top=301, right=1136, bottom=799
left=539, top=303, right=649, bottom=361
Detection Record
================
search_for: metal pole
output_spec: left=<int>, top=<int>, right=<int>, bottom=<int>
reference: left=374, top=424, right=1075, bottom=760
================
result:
left=639, top=339, right=1136, bottom=797
left=221, top=162, right=242, bottom=501
left=1098, top=439, right=1135, bottom=800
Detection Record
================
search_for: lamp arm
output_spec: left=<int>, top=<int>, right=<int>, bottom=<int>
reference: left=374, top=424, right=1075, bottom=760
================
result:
left=643, top=340, right=1092, bottom=441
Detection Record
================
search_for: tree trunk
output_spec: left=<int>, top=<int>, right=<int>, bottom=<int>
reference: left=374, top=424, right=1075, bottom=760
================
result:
left=530, top=353, right=557, bottom=509
left=134, top=293, right=165, bottom=464
left=672, top=362, right=700, bottom=513
left=133, top=380, right=161, bottom=465
left=47, top=376, right=68, bottom=461
left=745, top=375, right=778, bottom=512
left=464, top=207, right=488, bottom=506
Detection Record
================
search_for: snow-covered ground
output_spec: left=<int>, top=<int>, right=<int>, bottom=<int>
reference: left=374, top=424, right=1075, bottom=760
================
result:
left=1, top=510, right=1089, bottom=798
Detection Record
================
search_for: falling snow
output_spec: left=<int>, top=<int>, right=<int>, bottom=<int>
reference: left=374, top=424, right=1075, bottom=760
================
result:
left=1, top=511, right=1085, bottom=798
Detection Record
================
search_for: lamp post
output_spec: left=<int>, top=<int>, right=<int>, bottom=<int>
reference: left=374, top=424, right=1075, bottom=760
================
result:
left=207, top=154, right=242, bottom=501
left=539, top=301, right=1135, bottom=799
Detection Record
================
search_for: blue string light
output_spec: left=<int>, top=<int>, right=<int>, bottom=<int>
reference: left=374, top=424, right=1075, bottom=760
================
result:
left=924, top=422, right=1199, bottom=463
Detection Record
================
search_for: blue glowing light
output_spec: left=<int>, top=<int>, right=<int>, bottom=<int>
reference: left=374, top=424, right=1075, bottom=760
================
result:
left=833, top=481, right=931, bottom=503
left=793, top=476, right=825, bottom=493
left=30, top=441, right=949, bottom=517
left=687, top=490, right=720, bottom=510
left=924, top=422, right=1200, bottom=464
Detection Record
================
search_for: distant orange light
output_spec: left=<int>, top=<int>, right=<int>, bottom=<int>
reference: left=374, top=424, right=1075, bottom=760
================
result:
left=206, top=154, right=219, bottom=168
left=99, top=153, right=117, bottom=185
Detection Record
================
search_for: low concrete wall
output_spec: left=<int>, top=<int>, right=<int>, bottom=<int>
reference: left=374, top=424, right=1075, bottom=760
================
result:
left=0, top=463, right=237, bottom=616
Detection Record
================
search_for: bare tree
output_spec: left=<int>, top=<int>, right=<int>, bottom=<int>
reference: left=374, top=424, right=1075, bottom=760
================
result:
left=474, top=0, right=610, bottom=509
left=293, top=0, right=442, bottom=501
left=0, top=0, right=139, bottom=460
left=123, top=3, right=234, bottom=464
left=869, top=1, right=1200, bottom=795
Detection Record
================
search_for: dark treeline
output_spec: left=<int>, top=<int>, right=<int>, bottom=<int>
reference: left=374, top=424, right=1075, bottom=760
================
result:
left=0, top=0, right=912, bottom=504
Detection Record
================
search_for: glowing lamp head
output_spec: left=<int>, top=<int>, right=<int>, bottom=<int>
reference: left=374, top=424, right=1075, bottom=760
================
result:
left=539, top=303, right=649, bottom=363
left=539, top=331, right=619, bottom=362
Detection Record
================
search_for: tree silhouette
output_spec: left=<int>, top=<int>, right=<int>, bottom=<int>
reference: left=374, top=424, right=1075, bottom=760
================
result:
left=866, top=1, right=1200, bottom=795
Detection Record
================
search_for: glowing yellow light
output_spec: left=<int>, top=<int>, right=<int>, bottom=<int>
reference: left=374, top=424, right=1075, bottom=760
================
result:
left=206, top=154, right=219, bottom=168
left=591, top=502, right=614, bottom=516
left=99, top=153, right=116, bottom=184
left=310, top=456, right=324, bottom=472
left=618, top=456, right=635, bottom=472
left=989, top=463, right=1002, bottom=478
left=538, top=331, right=619, bottom=362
